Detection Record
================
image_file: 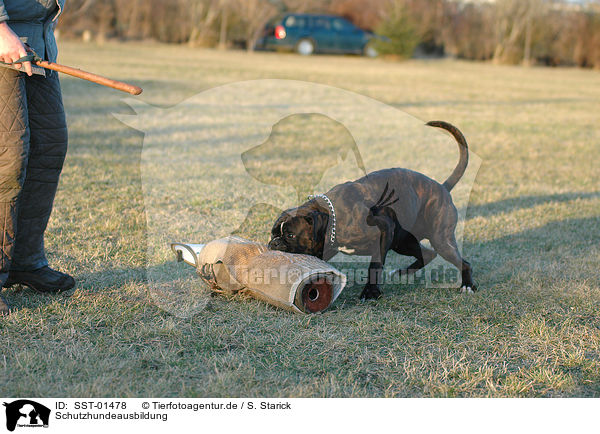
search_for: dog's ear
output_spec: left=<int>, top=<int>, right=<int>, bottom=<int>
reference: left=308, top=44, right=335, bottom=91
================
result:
left=305, top=211, right=329, bottom=244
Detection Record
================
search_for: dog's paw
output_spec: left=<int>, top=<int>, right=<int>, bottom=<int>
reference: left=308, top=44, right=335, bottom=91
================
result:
left=360, top=284, right=382, bottom=300
left=459, top=285, right=476, bottom=294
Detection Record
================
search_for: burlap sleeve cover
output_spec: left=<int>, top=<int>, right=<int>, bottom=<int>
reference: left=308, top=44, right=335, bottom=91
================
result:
left=195, top=236, right=347, bottom=313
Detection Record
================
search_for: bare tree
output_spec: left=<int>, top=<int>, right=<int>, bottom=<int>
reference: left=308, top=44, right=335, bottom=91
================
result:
left=95, top=0, right=115, bottom=44
left=233, top=0, right=278, bottom=51
left=442, top=2, right=496, bottom=60
left=330, top=0, right=378, bottom=29
left=187, top=0, right=221, bottom=47
left=218, top=0, right=231, bottom=49
left=282, top=0, right=329, bottom=13
left=492, top=0, right=546, bottom=64
left=56, top=0, right=600, bottom=68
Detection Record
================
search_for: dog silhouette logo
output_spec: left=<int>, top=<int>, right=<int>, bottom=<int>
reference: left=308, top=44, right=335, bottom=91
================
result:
left=241, top=113, right=367, bottom=204
left=3, top=400, right=50, bottom=431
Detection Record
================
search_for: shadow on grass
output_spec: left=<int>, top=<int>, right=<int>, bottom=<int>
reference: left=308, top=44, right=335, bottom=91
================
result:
left=464, top=192, right=600, bottom=219
left=0, top=264, right=149, bottom=315
left=334, top=215, right=598, bottom=303
left=392, top=97, right=598, bottom=109
left=464, top=216, right=599, bottom=287
left=3, top=203, right=595, bottom=316
left=61, top=77, right=195, bottom=104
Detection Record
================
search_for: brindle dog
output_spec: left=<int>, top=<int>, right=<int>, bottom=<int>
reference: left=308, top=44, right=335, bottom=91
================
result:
left=268, top=121, right=476, bottom=300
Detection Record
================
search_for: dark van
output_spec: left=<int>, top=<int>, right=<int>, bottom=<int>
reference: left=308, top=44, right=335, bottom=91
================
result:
left=257, top=14, right=379, bottom=57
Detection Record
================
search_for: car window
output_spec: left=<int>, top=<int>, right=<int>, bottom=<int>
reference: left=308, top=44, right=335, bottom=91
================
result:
left=285, top=15, right=306, bottom=28
left=311, top=16, right=331, bottom=30
left=332, top=18, right=355, bottom=32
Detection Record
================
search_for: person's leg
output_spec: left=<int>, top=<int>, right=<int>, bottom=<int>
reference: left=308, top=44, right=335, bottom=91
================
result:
left=10, top=70, right=68, bottom=271
left=0, top=67, right=30, bottom=288
left=5, top=70, right=73, bottom=292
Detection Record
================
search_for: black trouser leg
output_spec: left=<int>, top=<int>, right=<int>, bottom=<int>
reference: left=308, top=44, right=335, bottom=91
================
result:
left=0, top=68, right=68, bottom=284
left=11, top=70, right=68, bottom=271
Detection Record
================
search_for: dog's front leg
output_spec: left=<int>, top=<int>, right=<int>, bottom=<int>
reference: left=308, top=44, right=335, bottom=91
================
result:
left=360, top=215, right=395, bottom=300
left=361, top=260, right=385, bottom=300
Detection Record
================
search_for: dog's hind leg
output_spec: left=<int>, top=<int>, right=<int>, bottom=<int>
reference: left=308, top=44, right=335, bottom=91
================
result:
left=387, top=227, right=436, bottom=277
left=390, top=243, right=437, bottom=276
left=430, top=232, right=476, bottom=293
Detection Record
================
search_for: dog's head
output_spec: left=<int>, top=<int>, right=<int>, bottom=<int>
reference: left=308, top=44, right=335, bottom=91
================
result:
left=268, top=206, right=329, bottom=258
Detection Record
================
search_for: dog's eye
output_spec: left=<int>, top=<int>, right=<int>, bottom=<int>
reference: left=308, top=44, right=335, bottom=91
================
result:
left=286, top=233, right=296, bottom=239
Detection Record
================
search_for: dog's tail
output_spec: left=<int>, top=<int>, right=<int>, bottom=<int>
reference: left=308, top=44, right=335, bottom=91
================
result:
left=426, top=120, right=469, bottom=192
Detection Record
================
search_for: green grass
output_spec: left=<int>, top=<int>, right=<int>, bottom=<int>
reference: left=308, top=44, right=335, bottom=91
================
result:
left=1, top=41, right=599, bottom=397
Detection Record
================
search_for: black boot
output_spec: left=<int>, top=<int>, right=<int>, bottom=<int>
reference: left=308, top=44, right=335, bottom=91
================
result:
left=3, top=266, right=75, bottom=293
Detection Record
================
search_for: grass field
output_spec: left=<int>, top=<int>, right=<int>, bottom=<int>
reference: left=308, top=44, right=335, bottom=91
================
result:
left=1, top=41, right=599, bottom=397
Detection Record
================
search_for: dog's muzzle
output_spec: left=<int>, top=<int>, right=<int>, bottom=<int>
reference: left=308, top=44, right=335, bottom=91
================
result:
left=268, top=237, right=287, bottom=251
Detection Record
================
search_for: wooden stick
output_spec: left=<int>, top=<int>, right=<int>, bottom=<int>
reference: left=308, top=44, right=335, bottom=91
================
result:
left=35, top=60, right=143, bottom=95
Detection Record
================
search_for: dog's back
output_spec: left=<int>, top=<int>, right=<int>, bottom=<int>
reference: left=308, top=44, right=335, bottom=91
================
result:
left=326, top=168, right=452, bottom=241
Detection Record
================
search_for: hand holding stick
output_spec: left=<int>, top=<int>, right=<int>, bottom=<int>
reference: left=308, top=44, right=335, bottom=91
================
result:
left=0, top=44, right=143, bottom=95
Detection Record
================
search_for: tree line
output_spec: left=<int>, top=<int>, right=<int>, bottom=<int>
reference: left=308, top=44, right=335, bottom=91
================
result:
left=58, top=0, right=600, bottom=68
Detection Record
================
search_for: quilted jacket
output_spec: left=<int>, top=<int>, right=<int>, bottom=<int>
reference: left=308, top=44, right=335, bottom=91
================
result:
left=0, top=0, right=65, bottom=62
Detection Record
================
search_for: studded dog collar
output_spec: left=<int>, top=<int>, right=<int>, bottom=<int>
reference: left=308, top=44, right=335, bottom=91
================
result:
left=308, top=194, right=336, bottom=245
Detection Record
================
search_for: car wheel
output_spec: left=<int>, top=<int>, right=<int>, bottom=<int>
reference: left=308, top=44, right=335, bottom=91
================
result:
left=363, top=43, right=378, bottom=58
left=296, top=39, right=315, bottom=56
